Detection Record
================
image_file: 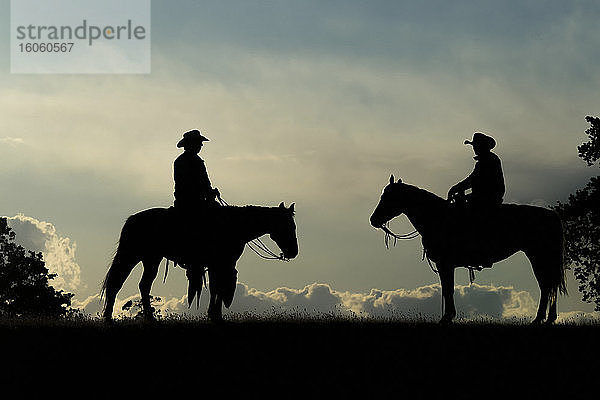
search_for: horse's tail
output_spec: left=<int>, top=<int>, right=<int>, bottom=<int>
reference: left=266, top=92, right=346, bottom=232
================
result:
left=100, top=215, right=140, bottom=314
left=100, top=238, right=123, bottom=303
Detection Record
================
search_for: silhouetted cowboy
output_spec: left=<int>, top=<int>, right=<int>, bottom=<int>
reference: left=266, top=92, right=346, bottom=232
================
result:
left=448, top=132, right=505, bottom=208
left=173, top=129, right=224, bottom=306
left=448, top=132, right=505, bottom=271
left=173, top=129, right=220, bottom=211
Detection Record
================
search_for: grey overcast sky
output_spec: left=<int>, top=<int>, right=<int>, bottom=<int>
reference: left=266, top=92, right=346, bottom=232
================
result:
left=1, top=0, right=598, bottom=320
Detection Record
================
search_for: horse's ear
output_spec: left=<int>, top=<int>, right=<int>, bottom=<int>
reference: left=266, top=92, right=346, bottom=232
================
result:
left=279, top=202, right=285, bottom=208
left=389, top=174, right=395, bottom=184
left=289, top=203, right=295, bottom=213
left=397, top=177, right=402, bottom=183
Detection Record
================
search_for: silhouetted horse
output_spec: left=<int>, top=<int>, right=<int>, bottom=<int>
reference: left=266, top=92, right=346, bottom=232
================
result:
left=101, top=202, right=298, bottom=322
left=370, top=175, right=566, bottom=324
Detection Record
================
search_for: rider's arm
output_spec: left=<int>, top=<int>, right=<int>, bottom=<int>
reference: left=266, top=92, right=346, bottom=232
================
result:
left=448, top=175, right=472, bottom=198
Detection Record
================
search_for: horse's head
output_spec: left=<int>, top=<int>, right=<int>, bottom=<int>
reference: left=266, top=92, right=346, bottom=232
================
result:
left=269, top=202, right=299, bottom=260
left=370, top=174, right=406, bottom=229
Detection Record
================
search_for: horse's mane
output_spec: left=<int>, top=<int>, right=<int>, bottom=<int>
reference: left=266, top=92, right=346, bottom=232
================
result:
left=217, top=204, right=295, bottom=224
left=401, top=183, right=448, bottom=209
left=224, top=204, right=291, bottom=213
left=225, top=204, right=294, bottom=214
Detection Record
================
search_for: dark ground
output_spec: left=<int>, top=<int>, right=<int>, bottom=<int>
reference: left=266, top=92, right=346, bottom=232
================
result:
left=1, top=317, right=597, bottom=396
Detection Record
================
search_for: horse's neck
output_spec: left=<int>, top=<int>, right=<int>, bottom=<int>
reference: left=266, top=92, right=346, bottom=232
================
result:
left=402, top=187, right=447, bottom=236
left=231, top=206, right=276, bottom=243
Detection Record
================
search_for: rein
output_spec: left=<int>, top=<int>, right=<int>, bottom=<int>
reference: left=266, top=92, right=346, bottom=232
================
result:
left=381, top=221, right=480, bottom=283
left=381, top=222, right=419, bottom=249
left=218, top=195, right=289, bottom=262
left=247, top=237, right=289, bottom=261
left=380, top=222, right=439, bottom=275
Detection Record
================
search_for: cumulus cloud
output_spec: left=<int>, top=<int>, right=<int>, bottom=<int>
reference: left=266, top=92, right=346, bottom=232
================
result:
left=87, top=281, right=551, bottom=322
left=72, top=294, right=103, bottom=316
left=5, top=214, right=81, bottom=292
left=0, top=137, right=24, bottom=146
left=333, top=283, right=536, bottom=320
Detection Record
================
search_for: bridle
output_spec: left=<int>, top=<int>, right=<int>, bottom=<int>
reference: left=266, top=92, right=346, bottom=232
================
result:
left=247, top=237, right=289, bottom=261
left=381, top=223, right=419, bottom=248
left=218, top=194, right=290, bottom=262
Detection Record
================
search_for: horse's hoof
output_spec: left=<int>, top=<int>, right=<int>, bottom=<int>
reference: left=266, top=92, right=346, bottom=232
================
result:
left=531, top=318, right=544, bottom=325
left=546, top=313, right=557, bottom=325
left=208, top=311, right=223, bottom=323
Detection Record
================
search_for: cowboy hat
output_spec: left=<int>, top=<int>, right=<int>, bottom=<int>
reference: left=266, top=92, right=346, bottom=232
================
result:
left=177, top=129, right=209, bottom=148
left=464, top=132, right=496, bottom=150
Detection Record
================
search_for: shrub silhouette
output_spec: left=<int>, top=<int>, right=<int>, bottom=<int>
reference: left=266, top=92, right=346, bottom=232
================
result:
left=0, top=217, right=76, bottom=318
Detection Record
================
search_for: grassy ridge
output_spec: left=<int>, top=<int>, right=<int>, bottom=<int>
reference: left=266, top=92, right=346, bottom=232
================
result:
left=1, top=315, right=598, bottom=394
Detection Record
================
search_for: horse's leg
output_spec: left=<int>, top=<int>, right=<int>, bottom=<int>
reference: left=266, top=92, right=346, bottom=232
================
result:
left=207, top=291, right=223, bottom=322
left=208, top=293, right=223, bottom=322
left=546, top=293, right=558, bottom=325
left=439, top=265, right=456, bottom=324
left=139, top=256, right=162, bottom=320
left=545, top=248, right=564, bottom=325
left=207, top=268, right=224, bottom=322
left=103, top=288, right=118, bottom=323
left=532, top=285, right=549, bottom=325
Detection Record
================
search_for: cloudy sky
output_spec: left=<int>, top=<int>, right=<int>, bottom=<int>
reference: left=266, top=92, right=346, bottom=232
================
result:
left=1, top=0, right=599, bottom=321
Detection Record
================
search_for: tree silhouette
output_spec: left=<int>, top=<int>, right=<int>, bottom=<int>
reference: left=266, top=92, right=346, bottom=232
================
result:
left=0, top=217, right=76, bottom=318
left=578, top=116, right=600, bottom=166
left=553, top=116, right=600, bottom=310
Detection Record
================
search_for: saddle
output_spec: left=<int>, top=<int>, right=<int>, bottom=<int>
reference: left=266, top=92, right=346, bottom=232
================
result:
left=165, top=204, right=238, bottom=309
left=445, top=195, right=505, bottom=272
